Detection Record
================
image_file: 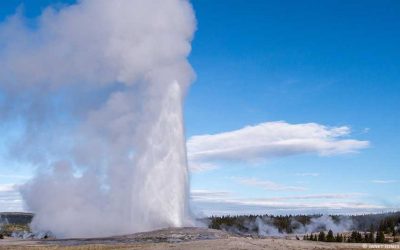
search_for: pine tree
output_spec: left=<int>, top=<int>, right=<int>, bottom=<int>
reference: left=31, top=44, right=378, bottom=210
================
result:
left=369, top=224, right=375, bottom=235
left=367, top=232, right=375, bottom=243
left=356, top=232, right=363, bottom=243
left=335, top=233, right=342, bottom=242
left=326, top=230, right=334, bottom=242
left=318, top=231, right=326, bottom=242
left=311, top=234, right=317, bottom=241
left=364, top=233, right=370, bottom=243
left=376, top=230, right=385, bottom=243
left=349, top=231, right=364, bottom=243
left=350, top=231, right=357, bottom=243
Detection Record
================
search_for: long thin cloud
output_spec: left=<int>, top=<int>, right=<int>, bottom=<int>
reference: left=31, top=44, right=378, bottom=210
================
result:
left=187, top=121, right=369, bottom=168
left=371, top=180, right=397, bottom=184
left=190, top=189, right=384, bottom=215
left=296, top=173, right=320, bottom=177
left=235, top=177, right=307, bottom=192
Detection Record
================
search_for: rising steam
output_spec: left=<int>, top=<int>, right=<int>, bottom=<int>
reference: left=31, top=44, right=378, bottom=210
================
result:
left=0, top=0, right=196, bottom=238
left=217, top=215, right=353, bottom=237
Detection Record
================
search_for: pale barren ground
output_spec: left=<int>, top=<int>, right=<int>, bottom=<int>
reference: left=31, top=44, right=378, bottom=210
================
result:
left=1, top=227, right=399, bottom=250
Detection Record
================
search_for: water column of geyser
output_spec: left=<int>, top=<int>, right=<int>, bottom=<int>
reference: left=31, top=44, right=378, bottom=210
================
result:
left=132, top=80, right=190, bottom=229
left=0, top=0, right=196, bottom=238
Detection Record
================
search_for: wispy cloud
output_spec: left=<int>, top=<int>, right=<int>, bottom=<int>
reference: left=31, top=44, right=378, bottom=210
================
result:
left=371, top=180, right=397, bottom=184
left=235, top=177, right=307, bottom=191
left=189, top=162, right=218, bottom=173
left=218, top=200, right=382, bottom=210
left=187, top=121, right=369, bottom=172
left=190, top=189, right=383, bottom=216
left=191, top=190, right=365, bottom=202
left=296, top=173, right=320, bottom=177
left=258, top=193, right=366, bottom=201
left=0, top=174, right=31, bottom=180
left=0, top=184, right=24, bottom=212
left=190, top=190, right=232, bottom=200
left=0, top=184, right=17, bottom=192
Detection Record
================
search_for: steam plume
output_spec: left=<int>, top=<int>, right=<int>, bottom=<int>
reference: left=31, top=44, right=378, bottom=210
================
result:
left=0, top=0, right=196, bottom=238
left=213, top=215, right=353, bottom=237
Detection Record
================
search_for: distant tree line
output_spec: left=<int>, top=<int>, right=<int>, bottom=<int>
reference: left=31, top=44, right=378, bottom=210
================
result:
left=0, top=213, right=33, bottom=239
left=301, top=215, right=400, bottom=244
left=303, top=230, right=344, bottom=242
left=208, top=212, right=400, bottom=239
left=208, top=214, right=312, bottom=234
left=303, top=229, right=398, bottom=244
left=350, top=212, right=400, bottom=233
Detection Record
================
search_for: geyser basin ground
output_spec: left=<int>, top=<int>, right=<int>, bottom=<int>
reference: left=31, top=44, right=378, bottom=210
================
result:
left=1, top=227, right=398, bottom=250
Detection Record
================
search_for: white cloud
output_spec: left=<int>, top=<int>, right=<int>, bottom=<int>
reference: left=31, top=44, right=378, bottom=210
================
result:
left=236, top=177, right=307, bottom=192
left=221, top=200, right=381, bottom=210
left=0, top=183, right=17, bottom=192
left=257, top=193, right=366, bottom=201
left=296, top=173, right=320, bottom=177
left=362, top=128, right=370, bottom=134
left=187, top=121, right=369, bottom=168
left=189, top=162, right=218, bottom=173
left=371, top=180, right=397, bottom=184
left=0, top=184, right=24, bottom=212
left=0, top=174, right=31, bottom=180
left=190, top=189, right=384, bottom=216
left=190, top=190, right=232, bottom=200
left=190, top=190, right=364, bottom=202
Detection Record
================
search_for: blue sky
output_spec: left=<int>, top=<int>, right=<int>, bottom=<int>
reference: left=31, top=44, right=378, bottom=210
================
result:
left=1, top=0, right=400, bottom=215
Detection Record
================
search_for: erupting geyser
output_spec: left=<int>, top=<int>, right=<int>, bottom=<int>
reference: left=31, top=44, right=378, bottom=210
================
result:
left=0, top=0, right=196, bottom=237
